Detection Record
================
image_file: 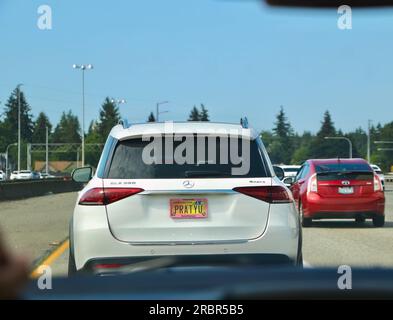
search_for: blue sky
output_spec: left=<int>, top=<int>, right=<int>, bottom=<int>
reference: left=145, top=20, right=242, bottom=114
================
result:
left=1, top=0, right=393, bottom=134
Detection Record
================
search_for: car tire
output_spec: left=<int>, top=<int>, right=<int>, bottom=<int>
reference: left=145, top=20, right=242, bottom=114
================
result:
left=300, top=203, right=312, bottom=228
left=68, top=249, right=77, bottom=276
left=355, top=216, right=366, bottom=223
left=294, top=225, right=303, bottom=268
left=372, top=215, right=385, bottom=228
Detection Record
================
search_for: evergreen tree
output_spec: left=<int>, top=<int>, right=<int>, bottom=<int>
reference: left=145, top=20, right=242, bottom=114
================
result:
left=269, top=106, right=294, bottom=164
left=147, top=112, right=156, bottom=122
left=188, top=106, right=201, bottom=121
left=200, top=104, right=210, bottom=121
left=273, top=106, right=293, bottom=139
left=316, top=111, right=336, bottom=138
left=32, top=112, right=52, bottom=143
left=96, top=97, right=121, bottom=142
left=2, top=86, right=34, bottom=145
left=52, top=110, right=81, bottom=143
left=85, top=120, right=103, bottom=167
left=310, top=110, right=343, bottom=158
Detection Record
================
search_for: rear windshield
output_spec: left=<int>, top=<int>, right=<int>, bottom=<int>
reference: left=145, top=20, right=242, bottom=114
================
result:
left=107, top=137, right=268, bottom=179
left=283, top=168, right=299, bottom=173
left=315, top=162, right=373, bottom=181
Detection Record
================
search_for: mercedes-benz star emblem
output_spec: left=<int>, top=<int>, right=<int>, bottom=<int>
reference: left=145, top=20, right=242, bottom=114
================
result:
left=183, top=180, right=195, bottom=188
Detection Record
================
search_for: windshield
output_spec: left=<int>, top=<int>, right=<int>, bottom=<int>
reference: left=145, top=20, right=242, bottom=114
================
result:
left=1, top=0, right=393, bottom=303
left=283, top=168, right=300, bottom=172
left=315, top=162, right=372, bottom=173
left=107, top=137, right=268, bottom=179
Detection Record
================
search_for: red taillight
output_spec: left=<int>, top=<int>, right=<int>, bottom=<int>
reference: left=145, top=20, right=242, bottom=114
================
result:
left=233, top=186, right=292, bottom=203
left=374, top=174, right=382, bottom=192
left=94, top=263, right=124, bottom=270
left=307, top=173, right=318, bottom=194
left=79, top=188, right=144, bottom=205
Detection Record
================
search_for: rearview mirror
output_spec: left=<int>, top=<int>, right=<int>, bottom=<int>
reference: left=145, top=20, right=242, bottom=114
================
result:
left=72, top=167, right=93, bottom=183
left=283, top=177, right=294, bottom=186
left=273, top=166, right=285, bottom=181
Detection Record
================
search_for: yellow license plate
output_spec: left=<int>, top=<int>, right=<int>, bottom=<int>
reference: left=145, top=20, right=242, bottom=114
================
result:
left=170, top=198, right=208, bottom=219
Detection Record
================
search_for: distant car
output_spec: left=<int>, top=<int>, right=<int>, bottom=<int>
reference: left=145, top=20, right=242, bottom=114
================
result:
left=10, top=170, right=34, bottom=180
left=279, top=165, right=301, bottom=178
left=289, top=158, right=385, bottom=228
left=0, top=170, right=4, bottom=181
left=370, top=164, right=385, bottom=191
left=31, top=171, right=41, bottom=180
left=40, top=173, right=56, bottom=179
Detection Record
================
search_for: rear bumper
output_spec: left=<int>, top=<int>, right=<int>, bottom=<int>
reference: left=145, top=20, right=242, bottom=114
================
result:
left=72, top=203, right=300, bottom=271
left=82, top=254, right=293, bottom=274
left=304, top=192, right=385, bottom=218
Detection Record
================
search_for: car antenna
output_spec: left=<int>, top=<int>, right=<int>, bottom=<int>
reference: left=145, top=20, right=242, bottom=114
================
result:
left=240, top=117, right=249, bottom=129
left=118, top=118, right=130, bottom=129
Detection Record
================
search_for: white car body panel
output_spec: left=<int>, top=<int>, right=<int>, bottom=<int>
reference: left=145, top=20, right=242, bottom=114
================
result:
left=278, top=165, right=301, bottom=178
left=103, top=178, right=272, bottom=243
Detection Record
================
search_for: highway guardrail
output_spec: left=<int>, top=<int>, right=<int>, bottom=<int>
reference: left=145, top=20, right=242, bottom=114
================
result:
left=0, top=178, right=83, bottom=201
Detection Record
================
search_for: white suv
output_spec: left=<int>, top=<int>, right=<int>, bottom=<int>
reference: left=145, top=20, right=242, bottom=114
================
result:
left=69, top=121, right=301, bottom=274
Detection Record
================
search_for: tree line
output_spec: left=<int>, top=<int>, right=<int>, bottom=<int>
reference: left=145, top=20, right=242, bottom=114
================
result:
left=1, top=86, right=392, bottom=171
left=0, top=87, right=212, bottom=170
left=263, top=107, right=393, bottom=171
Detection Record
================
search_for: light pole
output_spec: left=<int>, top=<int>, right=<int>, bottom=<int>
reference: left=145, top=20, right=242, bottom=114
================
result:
left=17, top=84, right=23, bottom=172
left=111, top=98, right=127, bottom=105
left=45, top=126, right=49, bottom=174
left=324, top=136, right=353, bottom=159
left=73, top=64, right=93, bottom=167
left=156, top=101, right=169, bottom=122
left=5, top=143, right=17, bottom=179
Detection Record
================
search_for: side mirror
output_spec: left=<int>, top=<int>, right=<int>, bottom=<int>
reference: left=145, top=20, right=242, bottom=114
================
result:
left=273, top=166, right=285, bottom=181
left=72, top=167, right=93, bottom=183
left=283, top=177, right=294, bottom=186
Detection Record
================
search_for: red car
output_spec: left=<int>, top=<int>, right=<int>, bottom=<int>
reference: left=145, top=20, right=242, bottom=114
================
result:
left=289, top=158, right=385, bottom=227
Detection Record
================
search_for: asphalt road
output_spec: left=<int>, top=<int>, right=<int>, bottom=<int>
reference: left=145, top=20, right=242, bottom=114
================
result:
left=0, top=185, right=392, bottom=277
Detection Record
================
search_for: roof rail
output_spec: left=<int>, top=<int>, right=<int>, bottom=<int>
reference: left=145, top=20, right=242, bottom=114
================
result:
left=118, top=119, right=130, bottom=129
left=240, top=117, right=249, bottom=129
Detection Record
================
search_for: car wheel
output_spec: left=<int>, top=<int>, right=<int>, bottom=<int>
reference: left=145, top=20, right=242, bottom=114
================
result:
left=68, top=249, right=77, bottom=276
left=355, top=216, right=366, bottom=223
left=372, top=215, right=385, bottom=228
left=300, top=203, right=312, bottom=228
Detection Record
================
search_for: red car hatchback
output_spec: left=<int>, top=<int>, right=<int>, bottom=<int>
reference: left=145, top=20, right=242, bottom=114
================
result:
left=290, top=158, right=385, bottom=227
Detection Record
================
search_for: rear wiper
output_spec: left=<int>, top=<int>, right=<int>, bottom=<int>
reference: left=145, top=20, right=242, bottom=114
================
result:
left=185, top=171, right=232, bottom=178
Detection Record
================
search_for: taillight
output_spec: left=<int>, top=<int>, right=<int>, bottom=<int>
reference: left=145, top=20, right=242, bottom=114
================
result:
left=307, top=173, right=318, bottom=194
left=79, top=188, right=144, bottom=205
left=374, top=174, right=382, bottom=192
left=233, top=186, right=292, bottom=203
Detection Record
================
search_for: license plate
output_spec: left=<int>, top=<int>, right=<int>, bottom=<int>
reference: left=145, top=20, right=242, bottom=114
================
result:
left=338, top=187, right=354, bottom=194
left=170, top=198, right=208, bottom=219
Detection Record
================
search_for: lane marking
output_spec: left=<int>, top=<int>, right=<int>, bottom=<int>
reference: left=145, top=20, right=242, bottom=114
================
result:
left=30, top=239, right=69, bottom=279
